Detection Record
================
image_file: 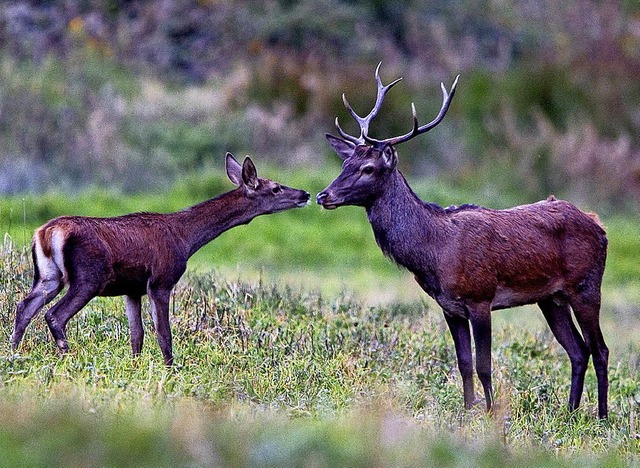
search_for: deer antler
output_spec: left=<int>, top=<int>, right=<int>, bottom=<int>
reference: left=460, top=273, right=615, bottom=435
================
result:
left=335, top=63, right=459, bottom=147
left=335, top=62, right=402, bottom=145
left=369, top=75, right=459, bottom=146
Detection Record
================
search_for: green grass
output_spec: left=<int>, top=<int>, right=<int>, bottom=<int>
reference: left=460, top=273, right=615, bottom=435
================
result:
left=1, top=167, right=639, bottom=302
left=1, top=240, right=639, bottom=465
left=1, top=170, right=639, bottom=464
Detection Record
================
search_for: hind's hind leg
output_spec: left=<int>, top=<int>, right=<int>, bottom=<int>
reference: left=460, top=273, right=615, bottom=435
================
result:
left=45, top=282, right=98, bottom=353
left=12, top=277, right=64, bottom=350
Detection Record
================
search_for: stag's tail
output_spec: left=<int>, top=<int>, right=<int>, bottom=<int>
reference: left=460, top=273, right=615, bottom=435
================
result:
left=586, top=211, right=606, bottom=232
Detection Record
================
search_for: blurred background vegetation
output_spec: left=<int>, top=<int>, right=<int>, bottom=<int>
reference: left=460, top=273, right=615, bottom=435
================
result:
left=0, top=0, right=639, bottom=213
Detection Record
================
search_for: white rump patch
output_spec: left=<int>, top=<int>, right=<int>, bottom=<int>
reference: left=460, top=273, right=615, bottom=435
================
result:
left=35, top=228, right=68, bottom=284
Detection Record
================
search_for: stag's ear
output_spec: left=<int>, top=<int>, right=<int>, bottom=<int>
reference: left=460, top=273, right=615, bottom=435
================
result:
left=242, top=157, right=259, bottom=189
left=326, top=134, right=355, bottom=160
left=381, top=145, right=397, bottom=169
left=226, top=152, right=243, bottom=186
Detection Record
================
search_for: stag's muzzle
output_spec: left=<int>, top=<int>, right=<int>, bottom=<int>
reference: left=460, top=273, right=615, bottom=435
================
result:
left=316, top=191, right=338, bottom=210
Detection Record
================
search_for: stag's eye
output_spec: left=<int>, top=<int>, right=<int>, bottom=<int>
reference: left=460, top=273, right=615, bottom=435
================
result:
left=271, top=185, right=282, bottom=194
left=362, top=165, right=375, bottom=175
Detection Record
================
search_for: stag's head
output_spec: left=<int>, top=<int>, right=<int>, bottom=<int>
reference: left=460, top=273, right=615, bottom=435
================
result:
left=316, top=63, right=458, bottom=209
left=226, top=153, right=310, bottom=213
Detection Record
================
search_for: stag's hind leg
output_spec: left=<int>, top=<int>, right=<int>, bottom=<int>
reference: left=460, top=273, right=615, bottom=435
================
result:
left=569, top=287, right=609, bottom=419
left=538, top=295, right=590, bottom=413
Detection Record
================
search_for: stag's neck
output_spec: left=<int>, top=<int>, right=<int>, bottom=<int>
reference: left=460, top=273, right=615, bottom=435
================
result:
left=366, top=170, right=446, bottom=272
left=174, top=189, right=257, bottom=257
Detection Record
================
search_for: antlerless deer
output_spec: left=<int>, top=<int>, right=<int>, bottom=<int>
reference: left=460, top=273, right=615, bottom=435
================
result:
left=317, top=63, right=609, bottom=418
left=13, top=153, right=310, bottom=366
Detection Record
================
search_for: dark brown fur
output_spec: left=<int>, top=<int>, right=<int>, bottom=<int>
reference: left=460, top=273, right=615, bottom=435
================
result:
left=317, top=70, right=610, bottom=418
left=12, top=154, right=309, bottom=366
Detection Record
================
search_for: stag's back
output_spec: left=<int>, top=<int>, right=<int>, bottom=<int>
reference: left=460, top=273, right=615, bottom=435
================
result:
left=441, top=197, right=607, bottom=308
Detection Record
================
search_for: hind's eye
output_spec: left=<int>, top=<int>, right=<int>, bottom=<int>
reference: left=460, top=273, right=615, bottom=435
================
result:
left=362, top=165, right=375, bottom=175
left=271, top=185, right=282, bottom=194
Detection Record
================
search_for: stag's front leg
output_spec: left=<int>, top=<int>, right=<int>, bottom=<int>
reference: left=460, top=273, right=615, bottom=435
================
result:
left=148, top=286, right=174, bottom=367
left=469, top=303, right=494, bottom=412
left=443, top=312, right=476, bottom=409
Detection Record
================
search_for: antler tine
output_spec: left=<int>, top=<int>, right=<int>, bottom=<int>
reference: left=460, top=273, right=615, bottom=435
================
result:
left=368, top=62, right=402, bottom=132
left=341, top=93, right=365, bottom=131
left=367, top=74, right=459, bottom=147
left=410, top=102, right=419, bottom=133
left=335, top=62, right=402, bottom=144
left=334, top=116, right=360, bottom=145
left=365, top=66, right=402, bottom=124
left=335, top=94, right=365, bottom=144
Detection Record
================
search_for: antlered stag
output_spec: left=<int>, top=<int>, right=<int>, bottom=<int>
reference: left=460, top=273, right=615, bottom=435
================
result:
left=13, top=153, right=310, bottom=366
left=317, top=63, right=609, bottom=418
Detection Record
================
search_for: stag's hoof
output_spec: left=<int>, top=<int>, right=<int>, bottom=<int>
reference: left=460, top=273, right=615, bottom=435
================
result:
left=55, top=339, right=69, bottom=353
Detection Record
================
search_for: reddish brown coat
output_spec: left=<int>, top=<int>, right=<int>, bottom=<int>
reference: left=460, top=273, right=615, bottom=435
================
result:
left=13, top=154, right=309, bottom=366
left=317, top=64, right=609, bottom=418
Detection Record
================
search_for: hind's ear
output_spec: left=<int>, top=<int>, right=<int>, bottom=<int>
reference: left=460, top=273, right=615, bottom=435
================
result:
left=242, top=157, right=259, bottom=189
left=226, top=153, right=243, bottom=186
left=326, top=134, right=355, bottom=160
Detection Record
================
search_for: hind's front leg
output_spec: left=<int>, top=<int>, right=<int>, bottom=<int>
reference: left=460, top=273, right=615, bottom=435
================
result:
left=125, top=295, right=144, bottom=356
left=148, top=285, right=174, bottom=367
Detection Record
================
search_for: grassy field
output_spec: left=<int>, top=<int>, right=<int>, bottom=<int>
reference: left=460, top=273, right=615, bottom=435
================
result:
left=2, top=165, right=639, bottom=300
left=1, top=245, right=639, bottom=466
left=1, top=170, right=639, bottom=465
